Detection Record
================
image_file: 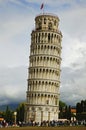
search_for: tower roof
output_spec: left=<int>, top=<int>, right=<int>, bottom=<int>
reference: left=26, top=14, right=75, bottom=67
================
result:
left=35, top=13, right=59, bottom=21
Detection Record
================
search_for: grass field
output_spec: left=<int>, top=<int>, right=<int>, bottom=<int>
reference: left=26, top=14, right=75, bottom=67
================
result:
left=0, top=126, right=86, bottom=130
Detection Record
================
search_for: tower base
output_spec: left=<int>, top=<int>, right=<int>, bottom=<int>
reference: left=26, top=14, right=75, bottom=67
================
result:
left=25, top=104, right=59, bottom=124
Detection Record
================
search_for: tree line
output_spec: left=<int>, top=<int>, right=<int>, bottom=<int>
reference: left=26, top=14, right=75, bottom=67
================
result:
left=0, top=100, right=86, bottom=123
left=59, top=100, right=86, bottom=121
left=76, top=100, right=86, bottom=120
left=0, top=103, right=25, bottom=124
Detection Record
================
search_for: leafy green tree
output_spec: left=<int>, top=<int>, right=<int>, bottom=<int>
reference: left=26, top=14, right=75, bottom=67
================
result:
left=4, top=106, right=14, bottom=123
left=76, top=103, right=82, bottom=113
left=76, top=100, right=86, bottom=121
left=59, top=101, right=71, bottom=120
left=67, top=105, right=71, bottom=120
left=76, top=100, right=86, bottom=113
left=16, top=102, right=25, bottom=122
left=59, top=100, right=66, bottom=118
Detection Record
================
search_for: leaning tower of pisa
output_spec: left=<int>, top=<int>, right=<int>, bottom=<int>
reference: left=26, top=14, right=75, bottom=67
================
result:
left=25, top=13, right=62, bottom=123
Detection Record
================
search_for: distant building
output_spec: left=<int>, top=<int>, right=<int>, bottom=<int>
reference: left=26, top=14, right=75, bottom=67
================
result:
left=0, top=118, right=4, bottom=121
left=71, top=108, right=76, bottom=121
left=25, top=13, right=62, bottom=123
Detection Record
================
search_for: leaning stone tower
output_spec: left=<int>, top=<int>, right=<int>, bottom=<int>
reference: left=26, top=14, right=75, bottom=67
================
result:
left=25, top=13, right=62, bottom=123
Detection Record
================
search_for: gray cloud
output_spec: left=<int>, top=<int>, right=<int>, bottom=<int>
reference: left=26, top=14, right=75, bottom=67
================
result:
left=60, top=65, right=86, bottom=105
left=0, top=66, right=27, bottom=105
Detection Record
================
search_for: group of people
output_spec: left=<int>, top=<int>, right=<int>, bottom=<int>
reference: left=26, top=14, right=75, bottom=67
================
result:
left=18, top=119, right=86, bottom=127
left=0, top=120, right=8, bottom=127
left=0, top=119, right=86, bottom=127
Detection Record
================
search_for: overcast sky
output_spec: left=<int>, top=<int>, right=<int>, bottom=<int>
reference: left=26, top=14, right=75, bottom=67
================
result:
left=0, top=0, right=86, bottom=106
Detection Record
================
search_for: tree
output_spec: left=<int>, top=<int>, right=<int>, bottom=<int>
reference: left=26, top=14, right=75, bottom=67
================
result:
left=76, top=103, right=82, bottom=113
left=16, top=102, right=25, bottom=122
left=67, top=105, right=71, bottom=120
left=59, top=100, right=66, bottom=119
left=76, top=100, right=86, bottom=121
left=4, top=106, right=14, bottom=123
left=59, top=101, right=71, bottom=120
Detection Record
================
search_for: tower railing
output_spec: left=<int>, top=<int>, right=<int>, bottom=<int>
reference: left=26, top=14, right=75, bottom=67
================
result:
left=36, top=13, right=59, bottom=19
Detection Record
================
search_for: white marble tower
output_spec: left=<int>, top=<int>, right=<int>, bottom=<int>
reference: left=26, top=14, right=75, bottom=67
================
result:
left=25, top=13, right=62, bottom=123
